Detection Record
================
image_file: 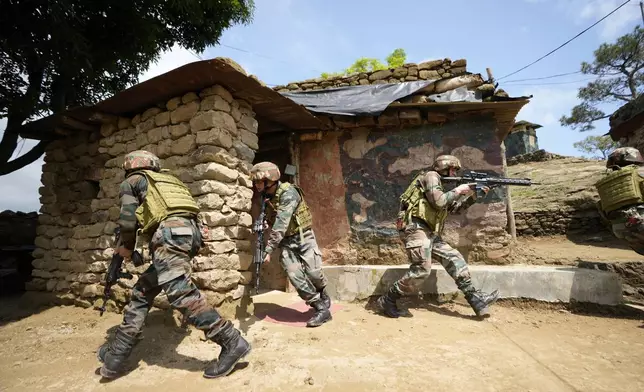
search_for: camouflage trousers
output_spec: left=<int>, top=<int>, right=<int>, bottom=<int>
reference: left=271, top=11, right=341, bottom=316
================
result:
left=609, top=206, right=644, bottom=256
left=115, top=216, right=226, bottom=342
left=392, top=220, right=475, bottom=296
left=279, top=228, right=328, bottom=305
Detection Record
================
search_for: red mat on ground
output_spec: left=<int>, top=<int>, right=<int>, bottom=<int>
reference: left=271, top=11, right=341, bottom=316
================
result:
left=257, top=301, right=343, bottom=327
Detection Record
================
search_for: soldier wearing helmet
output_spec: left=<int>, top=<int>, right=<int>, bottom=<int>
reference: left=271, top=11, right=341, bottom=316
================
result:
left=595, top=147, right=644, bottom=255
left=250, top=161, right=332, bottom=328
left=377, top=154, right=500, bottom=319
left=97, top=150, right=250, bottom=380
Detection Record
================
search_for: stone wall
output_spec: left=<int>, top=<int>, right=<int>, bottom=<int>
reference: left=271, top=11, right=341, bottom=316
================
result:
left=273, top=58, right=468, bottom=91
left=272, top=58, right=506, bottom=104
left=297, top=111, right=512, bottom=266
left=507, top=149, right=568, bottom=166
left=27, top=84, right=259, bottom=317
left=0, top=210, right=38, bottom=295
left=514, top=210, right=606, bottom=236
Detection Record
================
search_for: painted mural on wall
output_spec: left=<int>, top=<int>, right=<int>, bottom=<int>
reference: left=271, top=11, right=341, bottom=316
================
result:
left=505, top=129, right=539, bottom=158
left=333, top=115, right=512, bottom=263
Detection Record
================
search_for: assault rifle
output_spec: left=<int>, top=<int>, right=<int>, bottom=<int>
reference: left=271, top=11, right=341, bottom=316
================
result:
left=442, top=171, right=537, bottom=211
left=98, top=227, right=143, bottom=316
left=252, top=193, right=268, bottom=294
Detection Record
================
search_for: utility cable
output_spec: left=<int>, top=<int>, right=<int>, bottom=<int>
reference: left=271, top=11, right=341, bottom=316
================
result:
left=497, top=0, right=633, bottom=81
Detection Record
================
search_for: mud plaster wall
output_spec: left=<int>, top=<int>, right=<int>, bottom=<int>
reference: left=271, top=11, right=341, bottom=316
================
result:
left=298, top=114, right=512, bottom=266
left=27, top=84, right=259, bottom=318
left=505, top=128, right=538, bottom=158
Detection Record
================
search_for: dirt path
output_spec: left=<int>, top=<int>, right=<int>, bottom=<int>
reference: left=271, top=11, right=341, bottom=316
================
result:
left=503, top=234, right=643, bottom=265
left=1, top=291, right=643, bottom=392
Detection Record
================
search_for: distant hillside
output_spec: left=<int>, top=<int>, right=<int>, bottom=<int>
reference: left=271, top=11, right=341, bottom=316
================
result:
left=507, top=156, right=606, bottom=212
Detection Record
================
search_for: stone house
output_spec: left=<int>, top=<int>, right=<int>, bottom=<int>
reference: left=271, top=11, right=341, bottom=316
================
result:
left=259, top=59, right=531, bottom=290
left=16, top=58, right=326, bottom=315
left=608, top=95, right=644, bottom=153
left=504, top=120, right=541, bottom=159
left=15, top=56, right=531, bottom=309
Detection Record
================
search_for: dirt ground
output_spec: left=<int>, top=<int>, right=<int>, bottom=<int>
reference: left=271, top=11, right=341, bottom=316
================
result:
left=1, top=291, right=643, bottom=392
left=503, top=234, right=643, bottom=265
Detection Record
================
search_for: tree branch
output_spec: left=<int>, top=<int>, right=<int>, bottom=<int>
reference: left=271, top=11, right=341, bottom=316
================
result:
left=0, top=140, right=49, bottom=176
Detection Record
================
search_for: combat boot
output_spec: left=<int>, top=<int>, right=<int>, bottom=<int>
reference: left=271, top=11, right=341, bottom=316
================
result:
left=204, top=321, right=252, bottom=379
left=97, top=332, right=143, bottom=363
left=376, top=286, right=402, bottom=318
left=465, top=289, right=500, bottom=318
left=319, top=287, right=331, bottom=309
left=306, top=298, right=332, bottom=327
left=99, top=329, right=139, bottom=379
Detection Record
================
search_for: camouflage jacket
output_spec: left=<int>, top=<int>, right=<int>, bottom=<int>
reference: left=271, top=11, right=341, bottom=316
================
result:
left=117, top=173, right=148, bottom=250
left=421, top=171, right=474, bottom=210
left=265, top=185, right=301, bottom=254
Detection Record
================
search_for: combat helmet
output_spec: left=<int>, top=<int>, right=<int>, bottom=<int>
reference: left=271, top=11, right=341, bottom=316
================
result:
left=122, top=150, right=161, bottom=172
left=606, top=147, right=644, bottom=169
left=250, top=162, right=280, bottom=182
left=432, top=154, right=462, bottom=173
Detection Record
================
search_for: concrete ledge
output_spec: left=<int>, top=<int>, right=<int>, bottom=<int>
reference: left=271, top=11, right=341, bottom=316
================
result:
left=323, top=264, right=623, bottom=306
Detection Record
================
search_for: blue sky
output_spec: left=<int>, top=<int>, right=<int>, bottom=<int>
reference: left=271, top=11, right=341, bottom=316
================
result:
left=0, top=0, right=641, bottom=212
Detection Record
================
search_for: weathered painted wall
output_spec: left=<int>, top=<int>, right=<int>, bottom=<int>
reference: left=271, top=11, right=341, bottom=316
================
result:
left=298, top=113, right=512, bottom=266
left=505, top=128, right=538, bottom=158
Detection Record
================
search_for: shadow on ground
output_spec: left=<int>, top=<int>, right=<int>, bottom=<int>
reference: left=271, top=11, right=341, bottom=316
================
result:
left=95, top=308, right=249, bottom=382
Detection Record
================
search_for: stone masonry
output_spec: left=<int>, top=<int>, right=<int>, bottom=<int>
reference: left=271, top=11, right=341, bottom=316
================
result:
left=272, top=58, right=506, bottom=103
left=27, top=83, right=258, bottom=317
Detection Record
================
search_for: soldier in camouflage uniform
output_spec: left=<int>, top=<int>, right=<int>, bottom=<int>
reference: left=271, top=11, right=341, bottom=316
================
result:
left=97, top=150, right=251, bottom=380
left=377, top=155, right=500, bottom=318
left=250, top=161, right=332, bottom=327
left=595, top=147, right=644, bottom=255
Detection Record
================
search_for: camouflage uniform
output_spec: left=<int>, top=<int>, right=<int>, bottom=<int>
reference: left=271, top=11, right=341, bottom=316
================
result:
left=98, top=150, right=250, bottom=380
left=251, top=161, right=332, bottom=327
left=377, top=155, right=500, bottom=318
left=596, top=147, right=644, bottom=255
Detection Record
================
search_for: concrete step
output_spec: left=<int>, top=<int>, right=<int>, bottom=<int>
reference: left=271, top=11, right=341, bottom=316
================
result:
left=322, top=264, right=623, bottom=306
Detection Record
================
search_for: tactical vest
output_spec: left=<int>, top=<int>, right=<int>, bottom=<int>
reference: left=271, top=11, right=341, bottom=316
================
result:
left=594, top=165, right=644, bottom=214
left=398, top=172, right=448, bottom=233
left=127, top=169, right=200, bottom=235
left=269, top=182, right=313, bottom=239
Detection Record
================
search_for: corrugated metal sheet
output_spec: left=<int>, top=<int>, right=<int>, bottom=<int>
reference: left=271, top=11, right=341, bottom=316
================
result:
left=17, top=58, right=328, bottom=140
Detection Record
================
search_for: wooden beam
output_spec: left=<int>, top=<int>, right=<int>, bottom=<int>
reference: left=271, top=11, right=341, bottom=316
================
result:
left=61, top=116, right=98, bottom=132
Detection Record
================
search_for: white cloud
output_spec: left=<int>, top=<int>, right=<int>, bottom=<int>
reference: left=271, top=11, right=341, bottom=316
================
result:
left=572, top=0, right=639, bottom=40
left=512, top=84, right=613, bottom=156
left=139, top=44, right=202, bottom=83
left=515, top=86, right=578, bottom=126
left=0, top=122, right=44, bottom=213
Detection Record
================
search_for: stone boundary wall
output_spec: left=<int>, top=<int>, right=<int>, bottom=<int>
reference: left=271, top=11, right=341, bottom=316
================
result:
left=514, top=209, right=606, bottom=236
left=28, top=83, right=259, bottom=317
left=507, top=149, right=569, bottom=166
left=273, top=58, right=468, bottom=91
left=272, top=58, right=509, bottom=105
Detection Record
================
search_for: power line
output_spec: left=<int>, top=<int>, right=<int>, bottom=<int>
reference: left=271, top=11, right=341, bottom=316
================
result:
left=502, top=71, right=582, bottom=83
left=497, top=0, right=633, bottom=81
left=502, top=76, right=608, bottom=86
left=218, top=43, right=325, bottom=75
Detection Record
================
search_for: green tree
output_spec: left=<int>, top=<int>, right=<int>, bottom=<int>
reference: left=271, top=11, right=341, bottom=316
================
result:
left=0, top=0, right=254, bottom=175
left=321, top=48, right=407, bottom=79
left=573, top=135, right=620, bottom=159
left=560, top=25, right=643, bottom=132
